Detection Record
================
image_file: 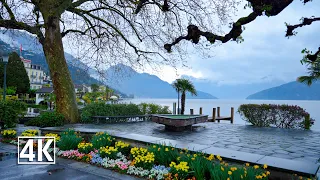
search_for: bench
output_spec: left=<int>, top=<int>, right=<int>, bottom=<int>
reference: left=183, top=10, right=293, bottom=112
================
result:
left=91, top=115, right=151, bottom=124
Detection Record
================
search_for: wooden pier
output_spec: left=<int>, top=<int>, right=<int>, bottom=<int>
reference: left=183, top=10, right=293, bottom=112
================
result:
left=190, top=107, right=234, bottom=124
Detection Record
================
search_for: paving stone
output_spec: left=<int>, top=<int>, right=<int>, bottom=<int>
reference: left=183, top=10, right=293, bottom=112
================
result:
left=154, top=139, right=211, bottom=152
left=203, top=146, right=265, bottom=163
left=292, top=157, right=320, bottom=164
left=257, top=156, right=319, bottom=175
left=287, top=153, right=305, bottom=158
left=274, top=149, right=290, bottom=154
left=116, top=133, right=165, bottom=144
left=225, top=145, right=242, bottom=151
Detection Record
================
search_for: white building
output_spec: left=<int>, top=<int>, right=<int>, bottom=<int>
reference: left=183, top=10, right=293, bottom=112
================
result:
left=35, top=87, right=54, bottom=105
left=74, top=84, right=92, bottom=93
left=20, top=57, right=51, bottom=89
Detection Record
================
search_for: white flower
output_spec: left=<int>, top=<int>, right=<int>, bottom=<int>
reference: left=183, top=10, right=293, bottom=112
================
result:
left=127, top=166, right=150, bottom=177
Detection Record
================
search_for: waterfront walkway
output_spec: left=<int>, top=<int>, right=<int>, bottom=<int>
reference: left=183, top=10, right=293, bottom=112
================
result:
left=41, top=122, right=320, bottom=165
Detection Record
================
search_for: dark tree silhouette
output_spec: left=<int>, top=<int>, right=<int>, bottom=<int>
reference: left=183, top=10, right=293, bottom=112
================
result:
left=0, top=52, right=30, bottom=94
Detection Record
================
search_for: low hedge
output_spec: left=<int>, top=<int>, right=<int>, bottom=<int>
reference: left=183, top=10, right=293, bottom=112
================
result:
left=0, top=100, right=27, bottom=128
left=25, top=111, right=65, bottom=127
left=80, top=102, right=171, bottom=123
left=238, top=104, right=314, bottom=129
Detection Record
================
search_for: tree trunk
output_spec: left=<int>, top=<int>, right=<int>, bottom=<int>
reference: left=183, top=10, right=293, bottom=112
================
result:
left=181, top=91, right=186, bottom=115
left=42, top=16, right=79, bottom=123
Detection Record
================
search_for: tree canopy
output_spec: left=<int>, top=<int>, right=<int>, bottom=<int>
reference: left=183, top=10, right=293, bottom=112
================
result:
left=0, top=52, right=30, bottom=94
left=172, top=78, right=197, bottom=114
left=0, top=0, right=318, bottom=122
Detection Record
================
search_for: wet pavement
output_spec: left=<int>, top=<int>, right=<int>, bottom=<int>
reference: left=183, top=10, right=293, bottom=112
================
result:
left=41, top=122, right=320, bottom=165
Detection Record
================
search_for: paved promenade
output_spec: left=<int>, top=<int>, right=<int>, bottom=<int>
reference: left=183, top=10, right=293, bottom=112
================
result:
left=50, top=122, right=320, bottom=165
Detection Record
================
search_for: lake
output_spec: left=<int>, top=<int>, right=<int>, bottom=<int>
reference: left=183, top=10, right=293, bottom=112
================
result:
left=123, top=99, right=320, bottom=131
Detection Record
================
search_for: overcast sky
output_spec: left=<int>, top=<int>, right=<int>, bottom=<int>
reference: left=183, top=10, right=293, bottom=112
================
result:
left=139, top=0, right=320, bottom=85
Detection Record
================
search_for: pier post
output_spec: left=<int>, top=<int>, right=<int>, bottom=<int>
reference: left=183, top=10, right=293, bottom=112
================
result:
left=190, top=109, right=194, bottom=115
left=231, top=107, right=234, bottom=124
left=173, top=102, right=176, bottom=115
left=212, top=108, right=216, bottom=122
left=199, top=107, right=203, bottom=115
left=217, top=107, right=220, bottom=123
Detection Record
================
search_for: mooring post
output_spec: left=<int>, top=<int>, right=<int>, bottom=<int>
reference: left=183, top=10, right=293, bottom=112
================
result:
left=217, top=107, right=220, bottom=123
left=231, top=107, right=234, bottom=124
left=190, top=109, right=194, bottom=115
left=173, top=102, right=176, bottom=115
left=199, top=107, right=203, bottom=115
left=212, top=108, right=216, bottom=122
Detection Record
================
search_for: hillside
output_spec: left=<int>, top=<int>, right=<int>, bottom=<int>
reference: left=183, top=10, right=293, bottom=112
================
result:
left=105, top=64, right=217, bottom=99
left=246, top=81, right=320, bottom=100
left=0, top=31, right=128, bottom=97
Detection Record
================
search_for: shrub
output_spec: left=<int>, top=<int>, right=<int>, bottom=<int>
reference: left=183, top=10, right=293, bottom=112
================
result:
left=0, top=100, right=27, bottom=128
left=238, top=104, right=315, bottom=129
left=57, top=129, right=83, bottom=150
left=80, top=103, right=143, bottom=123
left=91, top=132, right=114, bottom=149
left=27, top=104, right=48, bottom=110
left=80, top=102, right=171, bottom=123
left=1, top=129, right=17, bottom=138
left=25, top=111, right=65, bottom=127
left=138, top=103, right=171, bottom=115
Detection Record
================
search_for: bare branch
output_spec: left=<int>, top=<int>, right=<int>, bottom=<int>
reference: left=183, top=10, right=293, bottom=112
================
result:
left=164, top=11, right=259, bottom=52
left=165, top=0, right=295, bottom=52
left=286, top=17, right=320, bottom=37
left=0, top=19, right=44, bottom=44
left=0, top=0, right=15, bottom=20
left=71, top=0, right=90, bottom=8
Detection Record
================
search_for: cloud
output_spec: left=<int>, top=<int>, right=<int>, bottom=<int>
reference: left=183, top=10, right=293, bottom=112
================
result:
left=146, top=0, right=320, bottom=85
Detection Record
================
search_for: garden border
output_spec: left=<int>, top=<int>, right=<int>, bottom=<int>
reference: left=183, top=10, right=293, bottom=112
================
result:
left=40, top=127, right=320, bottom=177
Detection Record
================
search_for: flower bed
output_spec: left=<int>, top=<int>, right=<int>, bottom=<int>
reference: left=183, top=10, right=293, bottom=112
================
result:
left=0, top=129, right=316, bottom=180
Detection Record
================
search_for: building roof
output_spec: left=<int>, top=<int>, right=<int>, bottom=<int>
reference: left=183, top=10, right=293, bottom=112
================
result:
left=20, top=57, right=31, bottom=63
left=36, top=87, right=54, bottom=94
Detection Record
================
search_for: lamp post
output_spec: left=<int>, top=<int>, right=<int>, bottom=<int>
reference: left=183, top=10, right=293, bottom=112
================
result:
left=1, top=55, right=9, bottom=101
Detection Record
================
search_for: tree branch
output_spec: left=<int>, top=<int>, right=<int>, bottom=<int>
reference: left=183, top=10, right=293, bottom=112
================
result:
left=0, top=19, right=44, bottom=44
left=0, top=0, right=15, bottom=20
left=165, top=0, right=295, bottom=52
left=286, top=17, right=320, bottom=37
left=164, top=11, right=259, bottom=52
left=306, top=47, right=320, bottom=62
left=71, top=0, right=90, bottom=8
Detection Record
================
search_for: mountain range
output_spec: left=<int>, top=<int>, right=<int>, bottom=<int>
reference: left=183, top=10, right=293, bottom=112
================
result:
left=1, top=30, right=320, bottom=100
left=246, top=81, right=320, bottom=100
left=0, top=30, right=216, bottom=99
left=104, top=64, right=217, bottom=99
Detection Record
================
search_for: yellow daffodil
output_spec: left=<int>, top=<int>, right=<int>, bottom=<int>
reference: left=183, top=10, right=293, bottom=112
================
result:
left=263, top=164, right=268, bottom=169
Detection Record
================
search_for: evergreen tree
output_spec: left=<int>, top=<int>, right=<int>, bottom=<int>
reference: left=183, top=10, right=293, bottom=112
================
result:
left=0, top=52, right=30, bottom=94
